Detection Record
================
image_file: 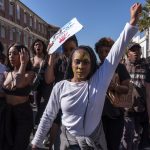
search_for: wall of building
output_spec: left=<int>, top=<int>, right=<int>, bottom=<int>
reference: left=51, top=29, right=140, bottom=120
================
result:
left=0, top=0, right=59, bottom=54
left=132, top=29, right=150, bottom=58
left=132, top=33, right=147, bottom=58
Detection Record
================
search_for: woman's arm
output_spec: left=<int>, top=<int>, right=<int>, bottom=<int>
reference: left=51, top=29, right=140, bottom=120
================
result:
left=129, top=3, right=142, bottom=26
left=110, top=80, right=130, bottom=94
left=44, top=54, right=55, bottom=84
left=31, top=83, right=61, bottom=148
left=15, top=49, right=34, bottom=87
left=93, top=3, right=141, bottom=90
left=109, top=64, right=130, bottom=94
left=44, top=42, right=55, bottom=84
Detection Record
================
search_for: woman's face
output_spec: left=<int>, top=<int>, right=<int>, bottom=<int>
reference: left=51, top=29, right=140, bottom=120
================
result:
left=63, top=40, right=77, bottom=58
left=34, top=41, right=44, bottom=55
left=72, top=49, right=91, bottom=82
left=8, top=46, right=20, bottom=67
left=97, top=46, right=111, bottom=62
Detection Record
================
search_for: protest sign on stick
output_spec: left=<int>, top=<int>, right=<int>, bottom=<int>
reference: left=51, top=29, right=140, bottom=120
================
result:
left=47, top=18, right=83, bottom=54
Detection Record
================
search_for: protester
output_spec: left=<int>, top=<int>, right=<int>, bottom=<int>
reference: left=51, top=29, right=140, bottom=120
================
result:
left=45, top=35, right=78, bottom=149
left=120, top=43, right=150, bottom=150
left=0, top=65, right=7, bottom=150
left=32, top=3, right=141, bottom=149
left=0, top=44, right=7, bottom=149
left=54, top=35, right=78, bottom=83
left=145, top=56, right=150, bottom=128
left=0, top=41, right=6, bottom=64
left=31, top=39, right=54, bottom=128
left=95, top=37, right=130, bottom=150
left=2, top=43, right=34, bottom=150
left=45, top=35, right=78, bottom=84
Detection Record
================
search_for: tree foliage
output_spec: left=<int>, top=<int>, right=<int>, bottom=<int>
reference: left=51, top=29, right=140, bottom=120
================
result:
left=138, top=0, right=150, bottom=32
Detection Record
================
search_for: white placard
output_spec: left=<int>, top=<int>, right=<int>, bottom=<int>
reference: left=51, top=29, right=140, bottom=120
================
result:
left=47, top=18, right=83, bottom=54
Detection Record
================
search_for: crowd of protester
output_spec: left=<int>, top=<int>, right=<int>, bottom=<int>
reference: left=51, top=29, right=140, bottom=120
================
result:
left=0, top=2, right=150, bottom=150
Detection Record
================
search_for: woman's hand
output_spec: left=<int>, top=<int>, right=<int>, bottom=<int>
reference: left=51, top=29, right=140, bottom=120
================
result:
left=130, top=3, right=142, bottom=26
left=47, top=42, right=54, bottom=54
left=19, top=48, right=29, bottom=65
left=46, top=42, right=56, bottom=66
left=109, top=82, right=118, bottom=92
left=47, top=53, right=58, bottom=66
left=109, top=79, right=130, bottom=94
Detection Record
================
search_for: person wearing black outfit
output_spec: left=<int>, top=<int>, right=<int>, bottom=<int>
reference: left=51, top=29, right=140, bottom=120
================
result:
left=31, top=39, right=54, bottom=127
left=95, top=37, right=130, bottom=150
left=0, top=41, right=7, bottom=149
left=2, top=43, right=34, bottom=150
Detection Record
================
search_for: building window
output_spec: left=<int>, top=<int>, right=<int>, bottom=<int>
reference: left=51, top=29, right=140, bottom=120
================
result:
left=34, top=18, right=36, bottom=29
left=16, top=5, right=20, bottom=20
left=0, top=26, right=5, bottom=38
left=10, top=29, right=13, bottom=40
left=24, top=33, right=28, bottom=47
left=16, top=30, right=21, bottom=43
left=24, top=12, right=27, bottom=24
left=41, top=24, right=43, bottom=33
left=29, top=36, right=33, bottom=47
left=3, top=43, right=7, bottom=55
left=0, top=0, right=4, bottom=10
left=43, top=26, right=45, bottom=35
left=42, top=24, right=45, bottom=34
left=9, top=3, right=13, bottom=16
left=30, top=16, right=32, bottom=27
left=9, top=28, right=15, bottom=41
left=38, top=22, right=40, bottom=32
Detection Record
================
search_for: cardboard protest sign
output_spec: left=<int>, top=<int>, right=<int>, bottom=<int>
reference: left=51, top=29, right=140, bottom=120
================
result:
left=47, top=18, right=83, bottom=54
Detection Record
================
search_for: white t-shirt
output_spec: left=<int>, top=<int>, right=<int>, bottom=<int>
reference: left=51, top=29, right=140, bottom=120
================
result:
left=32, top=23, right=138, bottom=147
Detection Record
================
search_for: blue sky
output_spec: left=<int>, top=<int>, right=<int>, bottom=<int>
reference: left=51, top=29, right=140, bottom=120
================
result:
left=20, top=0, right=145, bottom=48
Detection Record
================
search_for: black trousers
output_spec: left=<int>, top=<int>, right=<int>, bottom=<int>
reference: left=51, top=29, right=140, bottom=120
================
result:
left=34, top=91, right=48, bottom=126
left=102, top=116, right=124, bottom=150
left=0, top=97, right=6, bottom=150
left=3, top=101, right=33, bottom=150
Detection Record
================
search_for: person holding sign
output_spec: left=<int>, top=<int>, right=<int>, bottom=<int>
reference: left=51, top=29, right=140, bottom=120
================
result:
left=44, top=35, right=78, bottom=149
left=32, top=3, right=141, bottom=149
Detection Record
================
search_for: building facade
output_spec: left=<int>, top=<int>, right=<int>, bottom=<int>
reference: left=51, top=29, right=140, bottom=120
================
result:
left=0, top=0, right=59, bottom=54
left=132, top=28, right=150, bottom=58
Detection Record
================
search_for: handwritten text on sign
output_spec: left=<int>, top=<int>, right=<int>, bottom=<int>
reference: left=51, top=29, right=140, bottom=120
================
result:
left=47, top=18, right=83, bottom=54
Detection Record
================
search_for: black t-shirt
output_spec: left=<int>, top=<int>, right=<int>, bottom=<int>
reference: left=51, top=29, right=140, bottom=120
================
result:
left=32, top=61, right=54, bottom=101
left=53, top=55, right=68, bottom=124
left=145, top=57, right=150, bottom=83
left=54, top=55, right=68, bottom=83
left=102, top=63, right=130, bottom=118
